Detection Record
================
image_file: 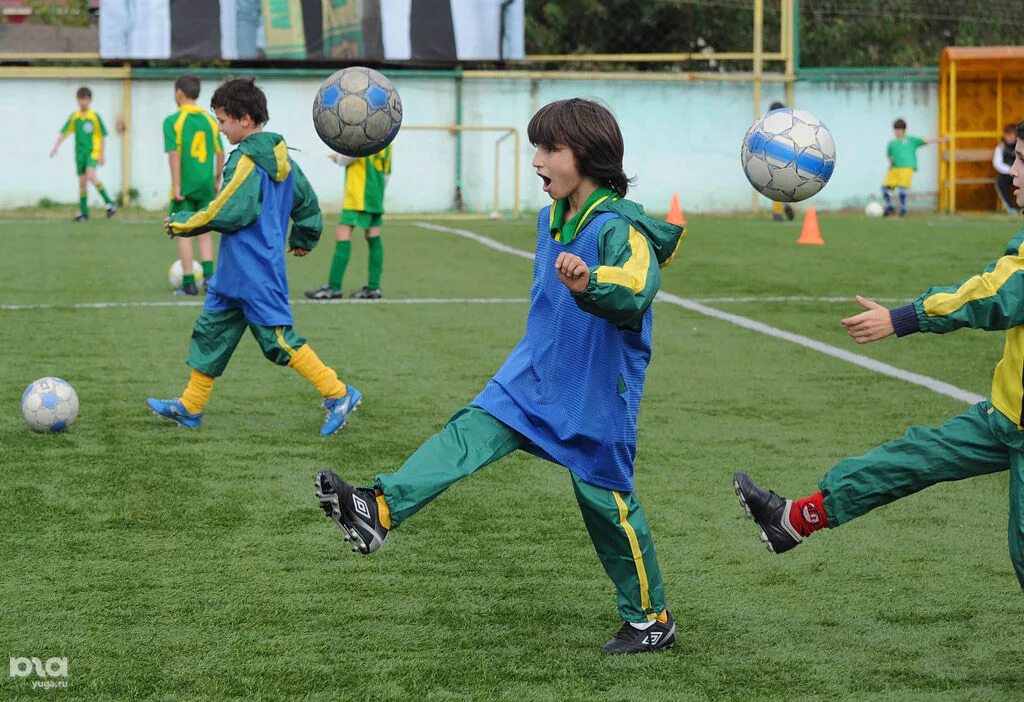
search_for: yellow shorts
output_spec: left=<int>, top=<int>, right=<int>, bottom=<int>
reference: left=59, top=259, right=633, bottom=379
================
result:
left=883, top=167, right=914, bottom=189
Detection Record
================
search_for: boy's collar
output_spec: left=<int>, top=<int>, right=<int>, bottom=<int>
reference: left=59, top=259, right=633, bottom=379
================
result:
left=550, top=186, right=616, bottom=243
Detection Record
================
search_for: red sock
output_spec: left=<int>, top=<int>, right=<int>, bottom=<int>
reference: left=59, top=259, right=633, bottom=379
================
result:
left=788, top=491, right=828, bottom=537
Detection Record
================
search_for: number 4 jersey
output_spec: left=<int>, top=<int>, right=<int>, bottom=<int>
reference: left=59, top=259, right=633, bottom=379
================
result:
left=163, top=104, right=224, bottom=202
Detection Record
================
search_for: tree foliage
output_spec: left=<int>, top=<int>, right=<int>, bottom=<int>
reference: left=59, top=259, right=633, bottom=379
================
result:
left=525, top=0, right=1024, bottom=68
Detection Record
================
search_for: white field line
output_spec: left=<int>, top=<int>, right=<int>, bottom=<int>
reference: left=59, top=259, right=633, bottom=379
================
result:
left=413, top=221, right=985, bottom=406
left=0, top=297, right=527, bottom=311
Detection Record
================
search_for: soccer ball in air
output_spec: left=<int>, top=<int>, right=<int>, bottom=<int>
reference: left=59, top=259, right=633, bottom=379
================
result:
left=21, top=377, right=79, bottom=432
left=168, top=260, right=203, bottom=289
left=865, top=201, right=885, bottom=217
left=741, top=108, right=836, bottom=202
left=313, top=66, right=402, bottom=158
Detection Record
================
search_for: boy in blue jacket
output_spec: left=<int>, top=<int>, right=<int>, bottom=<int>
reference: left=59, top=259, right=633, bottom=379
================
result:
left=147, top=78, right=361, bottom=437
left=315, top=99, right=685, bottom=654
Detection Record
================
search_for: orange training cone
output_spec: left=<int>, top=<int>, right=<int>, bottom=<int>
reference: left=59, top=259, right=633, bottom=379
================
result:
left=796, top=207, right=824, bottom=246
left=666, top=193, right=686, bottom=226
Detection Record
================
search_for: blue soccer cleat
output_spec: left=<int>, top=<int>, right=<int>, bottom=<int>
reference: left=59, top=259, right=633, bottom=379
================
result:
left=146, top=397, right=203, bottom=428
left=320, top=385, right=362, bottom=437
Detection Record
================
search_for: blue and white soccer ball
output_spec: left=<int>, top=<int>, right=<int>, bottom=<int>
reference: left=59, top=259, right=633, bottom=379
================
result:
left=741, top=108, right=836, bottom=203
left=21, top=377, right=79, bottom=433
left=312, top=66, right=402, bottom=158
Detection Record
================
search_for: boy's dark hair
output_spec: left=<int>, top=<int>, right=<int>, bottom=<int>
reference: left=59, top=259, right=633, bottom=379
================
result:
left=175, top=74, right=201, bottom=100
left=1005, top=122, right=1017, bottom=135
left=893, top=118, right=907, bottom=130
left=76, top=86, right=91, bottom=100
left=1016, top=121, right=1024, bottom=141
left=527, top=98, right=632, bottom=197
left=210, top=77, right=269, bottom=125
left=769, top=101, right=785, bottom=111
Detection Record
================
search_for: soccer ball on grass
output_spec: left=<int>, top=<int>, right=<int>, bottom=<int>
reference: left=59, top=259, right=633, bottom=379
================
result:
left=21, top=377, right=79, bottom=433
left=169, top=260, right=203, bottom=289
left=865, top=201, right=885, bottom=217
left=741, top=108, right=836, bottom=202
left=313, top=66, right=402, bottom=158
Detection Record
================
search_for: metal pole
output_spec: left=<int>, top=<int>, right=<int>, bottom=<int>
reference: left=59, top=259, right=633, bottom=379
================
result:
left=752, top=0, right=764, bottom=213
left=784, top=0, right=795, bottom=106
left=454, top=74, right=464, bottom=211
left=950, top=60, right=958, bottom=213
left=121, top=61, right=132, bottom=208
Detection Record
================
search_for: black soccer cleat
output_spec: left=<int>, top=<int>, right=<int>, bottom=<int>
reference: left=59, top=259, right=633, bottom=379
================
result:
left=733, top=472, right=802, bottom=554
left=305, top=284, right=344, bottom=300
left=350, top=286, right=383, bottom=300
left=106, top=203, right=118, bottom=218
left=316, top=469, right=388, bottom=554
left=784, top=204, right=795, bottom=221
left=73, top=214, right=88, bottom=223
left=602, top=611, right=676, bottom=655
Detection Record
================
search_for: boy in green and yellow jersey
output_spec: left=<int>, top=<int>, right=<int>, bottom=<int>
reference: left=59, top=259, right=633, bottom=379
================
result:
left=50, top=86, right=117, bottom=222
left=735, top=120, right=1024, bottom=595
left=881, top=118, right=944, bottom=218
left=163, top=75, right=225, bottom=296
left=305, top=145, right=392, bottom=300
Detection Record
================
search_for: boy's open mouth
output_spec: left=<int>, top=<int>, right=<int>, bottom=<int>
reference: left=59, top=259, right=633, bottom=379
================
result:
left=539, top=174, right=552, bottom=192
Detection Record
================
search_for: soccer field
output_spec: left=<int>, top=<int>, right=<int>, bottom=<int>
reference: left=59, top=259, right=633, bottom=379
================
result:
left=3, top=211, right=1023, bottom=700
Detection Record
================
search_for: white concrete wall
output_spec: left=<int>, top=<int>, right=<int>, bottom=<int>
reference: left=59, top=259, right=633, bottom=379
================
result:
left=0, top=73, right=939, bottom=214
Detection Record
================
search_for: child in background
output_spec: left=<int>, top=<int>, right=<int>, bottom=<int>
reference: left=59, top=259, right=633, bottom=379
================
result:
left=148, top=78, right=361, bottom=437
left=305, top=145, right=392, bottom=300
left=881, top=118, right=944, bottom=217
left=50, top=86, right=118, bottom=222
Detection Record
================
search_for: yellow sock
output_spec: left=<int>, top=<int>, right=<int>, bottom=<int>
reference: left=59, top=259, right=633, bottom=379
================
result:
left=288, top=344, right=347, bottom=399
left=180, top=369, right=214, bottom=414
left=375, top=489, right=392, bottom=530
left=772, top=200, right=784, bottom=215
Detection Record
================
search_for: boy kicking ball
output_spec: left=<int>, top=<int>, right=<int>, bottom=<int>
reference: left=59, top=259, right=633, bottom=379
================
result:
left=315, top=98, right=685, bottom=654
left=735, top=120, right=1024, bottom=591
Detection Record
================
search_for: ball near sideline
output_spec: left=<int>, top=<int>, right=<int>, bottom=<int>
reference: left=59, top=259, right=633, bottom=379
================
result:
left=313, top=66, right=402, bottom=158
left=865, top=201, right=885, bottom=217
left=741, top=107, right=836, bottom=203
left=21, top=377, right=79, bottom=433
left=169, top=259, right=203, bottom=289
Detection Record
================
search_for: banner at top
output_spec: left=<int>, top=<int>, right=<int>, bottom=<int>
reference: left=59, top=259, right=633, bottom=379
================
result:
left=99, top=0, right=524, bottom=62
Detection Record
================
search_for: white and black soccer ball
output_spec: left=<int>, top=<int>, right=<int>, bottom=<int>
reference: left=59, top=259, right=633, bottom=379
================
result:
left=741, top=108, right=836, bottom=203
left=865, top=200, right=885, bottom=217
left=168, top=259, right=203, bottom=289
left=21, top=377, right=79, bottom=433
left=313, top=66, right=402, bottom=158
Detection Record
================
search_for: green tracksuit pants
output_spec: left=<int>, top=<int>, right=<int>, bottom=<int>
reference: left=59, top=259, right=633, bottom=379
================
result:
left=375, top=406, right=668, bottom=623
left=186, top=308, right=307, bottom=377
left=820, top=401, right=1024, bottom=588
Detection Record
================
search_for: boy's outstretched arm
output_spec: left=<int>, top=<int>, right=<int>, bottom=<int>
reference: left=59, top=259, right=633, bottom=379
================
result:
left=845, top=241, right=1024, bottom=342
left=166, top=152, right=261, bottom=238
left=558, top=221, right=660, bottom=331
left=287, top=160, right=323, bottom=253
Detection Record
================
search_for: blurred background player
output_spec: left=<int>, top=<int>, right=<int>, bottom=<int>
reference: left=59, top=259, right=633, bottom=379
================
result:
left=148, top=78, right=361, bottom=436
left=305, top=145, right=392, bottom=300
left=994, top=123, right=1018, bottom=214
left=881, top=118, right=944, bottom=218
left=49, top=86, right=118, bottom=222
left=767, top=101, right=795, bottom=222
left=163, top=74, right=224, bottom=296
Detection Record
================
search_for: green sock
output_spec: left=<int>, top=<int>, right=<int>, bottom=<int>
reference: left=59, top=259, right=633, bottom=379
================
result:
left=367, top=236, right=383, bottom=290
left=183, top=273, right=196, bottom=286
left=201, top=260, right=214, bottom=279
left=79, top=195, right=88, bottom=217
left=328, top=240, right=351, bottom=292
left=96, top=183, right=113, bottom=205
